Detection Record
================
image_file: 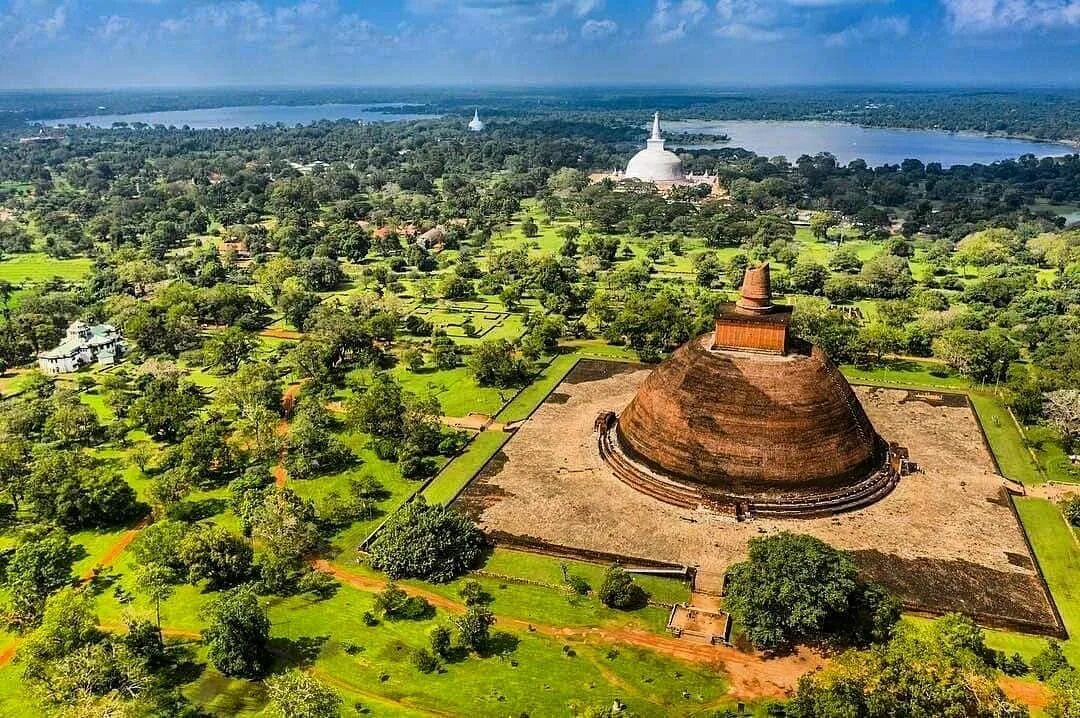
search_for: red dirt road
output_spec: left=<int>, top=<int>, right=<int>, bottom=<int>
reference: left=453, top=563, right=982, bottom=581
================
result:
left=313, top=560, right=820, bottom=699
left=80, top=515, right=153, bottom=583
left=999, top=676, right=1051, bottom=711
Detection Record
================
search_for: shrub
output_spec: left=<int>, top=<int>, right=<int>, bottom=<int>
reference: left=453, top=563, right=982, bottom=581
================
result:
left=1063, top=497, right=1080, bottom=528
left=429, top=625, right=452, bottom=658
left=598, top=565, right=646, bottom=609
left=373, top=583, right=431, bottom=620
left=411, top=647, right=439, bottom=674
left=452, top=605, right=495, bottom=652
left=297, top=570, right=338, bottom=599
left=1033, top=640, right=1071, bottom=680
left=458, top=579, right=488, bottom=606
left=566, top=574, right=591, bottom=596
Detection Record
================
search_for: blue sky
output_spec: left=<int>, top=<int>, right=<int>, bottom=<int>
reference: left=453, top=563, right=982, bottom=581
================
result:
left=1, top=0, right=1080, bottom=88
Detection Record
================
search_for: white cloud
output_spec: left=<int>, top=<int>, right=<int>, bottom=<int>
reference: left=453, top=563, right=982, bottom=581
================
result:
left=98, top=14, right=133, bottom=41
left=648, top=0, right=709, bottom=43
left=581, top=17, right=618, bottom=36
left=0, top=1, right=69, bottom=51
left=943, top=0, right=1080, bottom=32
left=715, top=21, right=786, bottom=40
left=824, top=14, right=909, bottom=46
left=534, top=27, right=571, bottom=43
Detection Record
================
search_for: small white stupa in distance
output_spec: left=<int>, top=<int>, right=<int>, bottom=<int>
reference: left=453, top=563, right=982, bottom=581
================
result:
left=468, top=109, right=485, bottom=132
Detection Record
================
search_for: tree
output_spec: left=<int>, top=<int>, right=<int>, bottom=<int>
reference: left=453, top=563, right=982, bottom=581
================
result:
left=466, top=339, right=530, bottom=387
left=521, top=217, right=539, bottom=238
left=1034, top=641, right=1071, bottom=681
left=283, top=402, right=353, bottom=480
left=788, top=617, right=1025, bottom=718
left=932, top=329, right=1018, bottom=383
left=369, top=497, right=485, bottom=582
left=809, top=211, right=839, bottom=241
left=598, top=565, right=647, bottom=609
left=693, top=252, right=722, bottom=287
left=789, top=261, right=829, bottom=295
left=4, top=527, right=77, bottom=628
left=432, top=334, right=459, bottom=369
left=177, top=524, right=253, bottom=590
left=128, top=371, right=203, bottom=441
left=133, top=563, right=176, bottom=645
left=1045, top=390, right=1080, bottom=451
left=790, top=298, right=860, bottom=363
left=279, top=285, right=322, bottom=330
left=429, top=625, right=452, bottom=658
left=205, top=327, right=258, bottom=373
left=250, top=488, right=321, bottom=565
left=43, top=401, right=100, bottom=446
left=955, top=228, right=1014, bottom=273
left=828, top=245, right=863, bottom=273
left=452, top=605, right=495, bottom=653
left=859, top=254, right=913, bottom=299
left=201, top=586, right=270, bottom=678
left=265, top=670, right=341, bottom=718
left=725, top=532, right=897, bottom=651
left=0, top=434, right=31, bottom=510
left=28, top=449, right=141, bottom=530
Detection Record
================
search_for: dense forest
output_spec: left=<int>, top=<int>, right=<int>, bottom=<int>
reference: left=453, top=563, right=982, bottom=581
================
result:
left=5, top=87, right=1080, bottom=141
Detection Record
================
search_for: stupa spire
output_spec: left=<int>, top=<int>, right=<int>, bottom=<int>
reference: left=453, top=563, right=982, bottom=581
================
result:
left=651, top=111, right=662, bottom=140
left=736, top=263, right=774, bottom=314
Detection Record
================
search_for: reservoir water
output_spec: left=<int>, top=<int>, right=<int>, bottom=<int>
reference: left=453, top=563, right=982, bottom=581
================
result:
left=44, top=103, right=435, bottom=129
left=41, top=106, right=1079, bottom=167
left=666, top=119, right=1077, bottom=167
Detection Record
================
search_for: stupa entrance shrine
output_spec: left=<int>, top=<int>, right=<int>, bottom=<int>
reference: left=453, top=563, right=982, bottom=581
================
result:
left=599, top=263, right=902, bottom=518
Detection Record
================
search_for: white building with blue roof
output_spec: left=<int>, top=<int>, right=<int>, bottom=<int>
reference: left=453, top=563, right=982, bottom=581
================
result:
left=37, top=320, right=124, bottom=374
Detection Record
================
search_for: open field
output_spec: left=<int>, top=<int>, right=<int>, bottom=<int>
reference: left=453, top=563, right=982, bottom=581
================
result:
left=0, top=252, right=93, bottom=283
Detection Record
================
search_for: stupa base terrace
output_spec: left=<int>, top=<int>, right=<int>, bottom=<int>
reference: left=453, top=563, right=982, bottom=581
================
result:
left=595, top=409, right=903, bottom=519
left=454, top=358, right=1063, bottom=637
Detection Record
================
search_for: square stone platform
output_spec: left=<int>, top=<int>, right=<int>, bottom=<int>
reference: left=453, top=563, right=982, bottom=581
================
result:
left=455, top=359, right=1062, bottom=636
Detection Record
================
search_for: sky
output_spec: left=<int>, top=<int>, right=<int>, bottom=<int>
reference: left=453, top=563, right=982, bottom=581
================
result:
left=2, top=0, right=1080, bottom=89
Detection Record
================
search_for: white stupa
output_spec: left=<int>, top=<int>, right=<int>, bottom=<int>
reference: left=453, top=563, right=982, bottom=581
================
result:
left=468, top=109, right=485, bottom=132
left=624, top=112, right=685, bottom=183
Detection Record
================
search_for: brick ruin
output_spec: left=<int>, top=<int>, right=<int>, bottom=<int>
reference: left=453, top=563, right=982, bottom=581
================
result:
left=601, top=264, right=904, bottom=518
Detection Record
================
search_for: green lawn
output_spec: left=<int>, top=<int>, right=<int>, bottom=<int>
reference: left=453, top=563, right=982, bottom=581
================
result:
left=969, top=392, right=1045, bottom=485
left=0, top=252, right=92, bottom=283
left=981, top=498, right=1080, bottom=665
left=423, top=430, right=510, bottom=505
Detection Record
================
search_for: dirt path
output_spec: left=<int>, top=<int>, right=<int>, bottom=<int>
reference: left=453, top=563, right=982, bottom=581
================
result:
left=80, top=516, right=153, bottom=583
left=260, top=328, right=305, bottom=341
left=313, top=560, right=820, bottom=699
left=440, top=414, right=506, bottom=432
left=0, top=640, right=20, bottom=668
left=1026, top=482, right=1080, bottom=502
left=273, top=383, right=300, bottom=489
left=999, top=676, right=1051, bottom=710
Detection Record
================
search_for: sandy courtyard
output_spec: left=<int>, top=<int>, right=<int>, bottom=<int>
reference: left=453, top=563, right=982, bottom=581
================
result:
left=457, top=360, right=1061, bottom=635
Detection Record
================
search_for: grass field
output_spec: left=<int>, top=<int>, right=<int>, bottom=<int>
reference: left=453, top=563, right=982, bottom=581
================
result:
left=0, top=252, right=93, bottom=283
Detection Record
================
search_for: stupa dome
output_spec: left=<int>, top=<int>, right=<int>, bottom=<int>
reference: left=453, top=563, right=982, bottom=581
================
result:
left=624, top=112, right=685, bottom=183
left=604, top=264, right=893, bottom=515
left=468, top=110, right=485, bottom=132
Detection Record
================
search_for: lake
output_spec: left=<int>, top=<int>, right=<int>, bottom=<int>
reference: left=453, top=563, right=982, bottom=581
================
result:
left=43, top=103, right=436, bottom=129
left=665, top=119, right=1078, bottom=167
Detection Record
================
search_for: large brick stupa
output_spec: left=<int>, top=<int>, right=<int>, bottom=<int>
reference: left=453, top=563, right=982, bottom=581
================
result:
left=607, top=264, right=895, bottom=516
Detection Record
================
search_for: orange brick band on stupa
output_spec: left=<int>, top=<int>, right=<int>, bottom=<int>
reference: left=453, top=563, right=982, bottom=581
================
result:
left=604, top=263, right=896, bottom=516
